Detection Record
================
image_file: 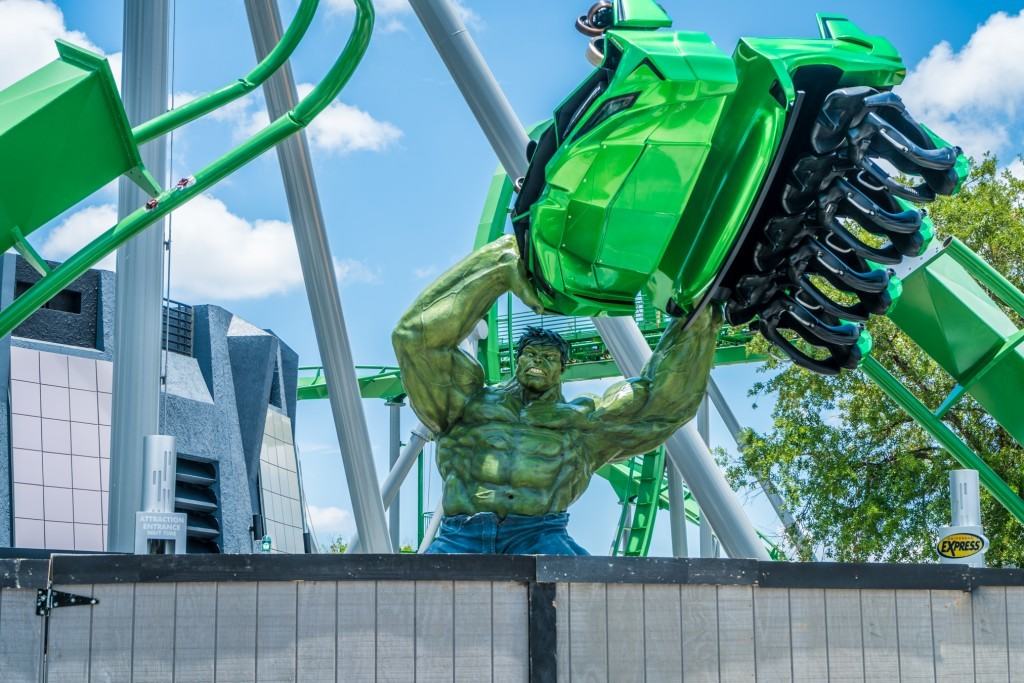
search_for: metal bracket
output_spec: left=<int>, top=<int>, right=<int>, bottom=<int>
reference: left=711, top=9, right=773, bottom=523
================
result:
left=35, top=588, right=98, bottom=617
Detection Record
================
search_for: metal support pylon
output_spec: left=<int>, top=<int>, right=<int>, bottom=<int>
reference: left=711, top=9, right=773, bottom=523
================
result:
left=108, top=0, right=171, bottom=553
left=245, top=0, right=391, bottom=553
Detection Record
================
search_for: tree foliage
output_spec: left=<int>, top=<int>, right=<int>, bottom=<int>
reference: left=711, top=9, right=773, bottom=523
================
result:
left=730, top=158, right=1024, bottom=565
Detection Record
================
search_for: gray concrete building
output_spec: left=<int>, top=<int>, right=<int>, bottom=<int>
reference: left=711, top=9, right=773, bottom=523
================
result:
left=0, top=254, right=309, bottom=554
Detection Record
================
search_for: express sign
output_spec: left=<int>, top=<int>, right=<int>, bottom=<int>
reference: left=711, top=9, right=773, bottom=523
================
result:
left=936, top=532, right=988, bottom=559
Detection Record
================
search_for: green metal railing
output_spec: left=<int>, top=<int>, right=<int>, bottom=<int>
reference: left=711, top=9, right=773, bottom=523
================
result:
left=297, top=364, right=405, bottom=402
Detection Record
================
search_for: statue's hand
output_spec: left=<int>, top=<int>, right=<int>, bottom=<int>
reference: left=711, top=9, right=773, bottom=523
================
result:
left=499, top=234, right=545, bottom=315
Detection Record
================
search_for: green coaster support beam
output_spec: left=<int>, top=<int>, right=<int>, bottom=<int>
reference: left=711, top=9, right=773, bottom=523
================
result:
left=861, top=355, right=1024, bottom=525
left=888, top=237, right=1024, bottom=446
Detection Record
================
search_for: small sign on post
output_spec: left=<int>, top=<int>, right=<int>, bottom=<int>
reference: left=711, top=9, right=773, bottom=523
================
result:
left=134, top=511, right=188, bottom=555
left=261, top=535, right=273, bottom=553
left=134, top=435, right=187, bottom=554
left=936, top=469, right=988, bottom=567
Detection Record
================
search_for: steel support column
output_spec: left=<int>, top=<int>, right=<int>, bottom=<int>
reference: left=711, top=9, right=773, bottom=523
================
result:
left=108, top=0, right=171, bottom=553
left=707, top=376, right=814, bottom=557
left=245, top=0, right=391, bottom=552
left=695, top=394, right=720, bottom=558
left=346, top=423, right=431, bottom=553
left=387, top=400, right=403, bottom=551
left=666, top=461, right=688, bottom=557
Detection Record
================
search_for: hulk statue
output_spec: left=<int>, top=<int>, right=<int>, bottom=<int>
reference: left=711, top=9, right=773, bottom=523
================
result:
left=393, top=235, right=718, bottom=554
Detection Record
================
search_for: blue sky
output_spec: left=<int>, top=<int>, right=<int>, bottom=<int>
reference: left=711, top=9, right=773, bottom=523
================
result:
left=3, top=0, right=1022, bottom=555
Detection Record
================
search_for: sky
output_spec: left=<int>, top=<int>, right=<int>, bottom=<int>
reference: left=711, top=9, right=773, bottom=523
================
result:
left=2, top=0, right=1022, bottom=556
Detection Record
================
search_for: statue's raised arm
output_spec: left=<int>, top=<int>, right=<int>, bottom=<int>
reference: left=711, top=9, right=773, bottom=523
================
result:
left=392, top=235, right=542, bottom=435
left=584, top=306, right=719, bottom=467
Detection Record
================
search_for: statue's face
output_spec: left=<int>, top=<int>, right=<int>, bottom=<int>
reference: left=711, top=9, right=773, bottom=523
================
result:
left=515, top=343, right=564, bottom=394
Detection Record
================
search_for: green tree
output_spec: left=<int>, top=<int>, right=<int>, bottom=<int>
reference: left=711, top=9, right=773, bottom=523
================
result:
left=325, top=536, right=347, bottom=553
left=730, top=157, right=1024, bottom=565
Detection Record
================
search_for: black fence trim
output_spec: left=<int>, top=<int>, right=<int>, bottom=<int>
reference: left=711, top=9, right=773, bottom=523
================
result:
left=0, top=559, right=50, bottom=589
left=48, top=553, right=536, bottom=585
left=9, top=554, right=1019, bottom=591
left=535, top=556, right=760, bottom=585
left=757, top=561, right=974, bottom=590
left=528, top=582, right=558, bottom=683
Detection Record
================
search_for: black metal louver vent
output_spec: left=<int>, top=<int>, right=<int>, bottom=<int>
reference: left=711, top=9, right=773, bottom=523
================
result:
left=175, top=455, right=220, bottom=553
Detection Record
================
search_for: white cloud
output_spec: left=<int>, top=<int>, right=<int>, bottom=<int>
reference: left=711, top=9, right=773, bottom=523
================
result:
left=297, top=83, right=403, bottom=154
left=307, top=504, right=355, bottom=539
left=325, top=0, right=481, bottom=31
left=899, top=10, right=1024, bottom=160
left=40, top=195, right=378, bottom=301
left=1008, top=158, right=1024, bottom=179
left=184, top=85, right=401, bottom=155
left=335, top=258, right=378, bottom=285
left=0, top=0, right=121, bottom=91
left=44, top=205, right=119, bottom=271
left=413, top=265, right=438, bottom=279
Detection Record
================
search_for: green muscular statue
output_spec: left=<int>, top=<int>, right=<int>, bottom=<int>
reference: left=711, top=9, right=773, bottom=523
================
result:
left=393, top=235, right=718, bottom=554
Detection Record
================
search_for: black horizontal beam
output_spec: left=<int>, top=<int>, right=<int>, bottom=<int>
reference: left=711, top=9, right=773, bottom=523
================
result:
left=0, top=554, right=1009, bottom=591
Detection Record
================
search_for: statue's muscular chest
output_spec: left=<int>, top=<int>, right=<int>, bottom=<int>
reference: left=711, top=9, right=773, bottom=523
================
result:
left=436, top=388, right=592, bottom=487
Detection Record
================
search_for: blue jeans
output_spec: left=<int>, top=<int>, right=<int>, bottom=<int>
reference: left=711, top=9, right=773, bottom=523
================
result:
left=425, top=512, right=590, bottom=555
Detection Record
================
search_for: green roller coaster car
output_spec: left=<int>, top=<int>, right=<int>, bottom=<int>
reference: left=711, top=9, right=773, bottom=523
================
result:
left=513, top=0, right=967, bottom=374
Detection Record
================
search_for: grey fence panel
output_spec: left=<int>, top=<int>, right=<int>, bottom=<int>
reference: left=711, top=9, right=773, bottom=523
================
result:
left=491, top=582, right=528, bottom=683
left=680, top=584, right=719, bottom=683
left=972, top=586, right=1009, bottom=683
left=789, top=587, right=828, bottom=682
left=132, top=582, right=176, bottom=683
left=568, top=583, right=607, bottom=682
left=454, top=581, right=493, bottom=683
left=753, top=587, right=792, bottom=683
left=556, top=582, right=571, bottom=683
left=376, top=580, right=415, bottom=683
left=214, top=581, right=258, bottom=683
left=256, top=581, right=298, bottom=682
left=824, top=589, right=864, bottom=682
left=606, top=583, right=644, bottom=683
left=895, top=589, right=936, bottom=682
left=337, top=581, right=376, bottom=683
left=296, top=581, right=337, bottom=683
left=860, top=589, right=900, bottom=683
left=718, top=585, right=756, bottom=683
left=45, top=584, right=93, bottom=683
left=89, top=583, right=135, bottom=682
left=931, top=589, right=975, bottom=683
left=173, top=582, right=217, bottom=683
left=644, top=584, right=682, bottom=682
left=415, top=581, right=455, bottom=683
left=0, top=588, right=44, bottom=683
left=1005, top=586, right=1024, bottom=683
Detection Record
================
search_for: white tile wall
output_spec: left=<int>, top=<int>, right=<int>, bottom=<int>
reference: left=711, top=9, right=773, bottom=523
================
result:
left=41, top=418, right=71, bottom=454
left=39, top=353, right=68, bottom=387
left=11, top=349, right=111, bottom=550
left=10, top=347, right=39, bottom=383
left=40, top=385, right=70, bottom=420
left=12, top=448, right=43, bottom=485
